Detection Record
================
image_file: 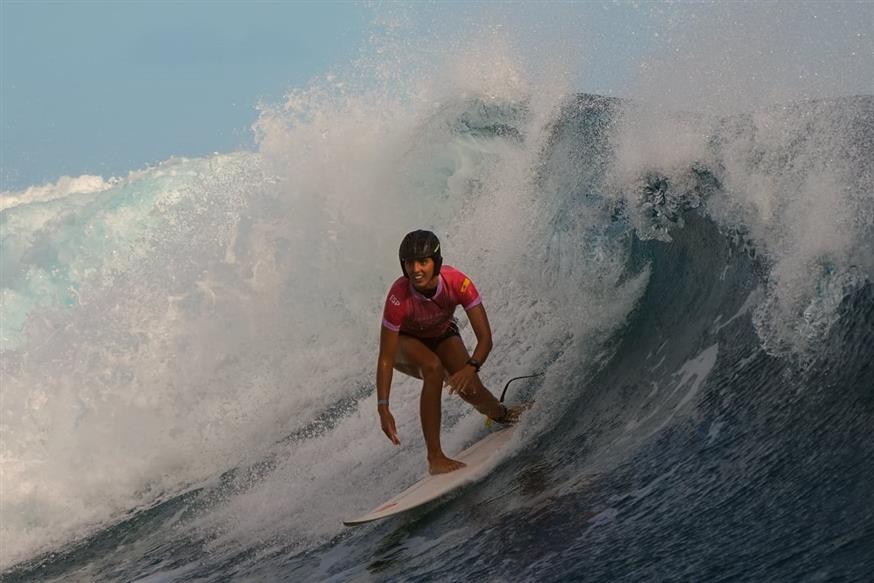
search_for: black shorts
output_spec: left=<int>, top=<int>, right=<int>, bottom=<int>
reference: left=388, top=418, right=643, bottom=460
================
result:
left=400, top=321, right=460, bottom=352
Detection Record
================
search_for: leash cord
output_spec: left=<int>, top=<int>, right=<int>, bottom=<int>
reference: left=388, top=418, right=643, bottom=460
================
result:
left=499, top=372, right=544, bottom=403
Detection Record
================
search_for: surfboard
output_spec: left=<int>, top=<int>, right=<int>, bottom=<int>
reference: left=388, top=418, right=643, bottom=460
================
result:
left=343, top=425, right=517, bottom=526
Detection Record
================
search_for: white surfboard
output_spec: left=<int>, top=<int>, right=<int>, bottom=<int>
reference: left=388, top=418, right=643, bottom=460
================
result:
left=343, top=425, right=517, bottom=526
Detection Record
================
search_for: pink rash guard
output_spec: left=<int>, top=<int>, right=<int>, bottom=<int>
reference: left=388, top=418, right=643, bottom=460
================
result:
left=382, top=265, right=482, bottom=338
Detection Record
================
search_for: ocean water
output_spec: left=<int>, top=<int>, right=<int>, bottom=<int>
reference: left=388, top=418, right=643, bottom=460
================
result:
left=2, top=30, right=873, bottom=583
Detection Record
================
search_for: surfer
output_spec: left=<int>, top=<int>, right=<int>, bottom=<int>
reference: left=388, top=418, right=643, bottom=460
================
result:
left=376, top=230, right=522, bottom=474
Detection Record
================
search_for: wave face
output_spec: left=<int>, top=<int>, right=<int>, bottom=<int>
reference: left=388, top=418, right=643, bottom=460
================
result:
left=2, top=46, right=873, bottom=583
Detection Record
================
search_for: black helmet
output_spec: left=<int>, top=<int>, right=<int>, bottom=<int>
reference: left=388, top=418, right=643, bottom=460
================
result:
left=399, top=230, right=442, bottom=278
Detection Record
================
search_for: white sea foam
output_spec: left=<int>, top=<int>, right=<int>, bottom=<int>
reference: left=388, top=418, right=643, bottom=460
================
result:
left=0, top=29, right=638, bottom=570
left=610, top=98, right=873, bottom=354
left=192, top=28, right=641, bottom=566
left=614, top=2, right=874, bottom=354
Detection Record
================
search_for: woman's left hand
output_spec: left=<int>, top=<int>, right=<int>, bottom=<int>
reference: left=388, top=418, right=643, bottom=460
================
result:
left=448, top=364, right=477, bottom=395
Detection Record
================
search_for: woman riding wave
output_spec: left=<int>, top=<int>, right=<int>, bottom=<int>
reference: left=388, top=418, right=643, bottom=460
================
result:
left=376, top=230, right=522, bottom=474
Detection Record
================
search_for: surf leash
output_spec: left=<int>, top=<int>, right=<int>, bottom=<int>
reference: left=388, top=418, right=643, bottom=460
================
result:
left=499, top=372, right=544, bottom=403
left=484, top=372, right=544, bottom=428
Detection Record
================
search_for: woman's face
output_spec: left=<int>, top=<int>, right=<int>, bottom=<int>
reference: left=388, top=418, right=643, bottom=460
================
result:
left=405, top=257, right=437, bottom=290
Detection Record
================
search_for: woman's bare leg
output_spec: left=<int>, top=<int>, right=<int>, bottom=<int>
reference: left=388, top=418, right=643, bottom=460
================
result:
left=395, top=335, right=466, bottom=474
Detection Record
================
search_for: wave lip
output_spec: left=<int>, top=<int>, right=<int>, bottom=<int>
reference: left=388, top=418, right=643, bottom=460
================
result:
left=1, top=175, right=114, bottom=212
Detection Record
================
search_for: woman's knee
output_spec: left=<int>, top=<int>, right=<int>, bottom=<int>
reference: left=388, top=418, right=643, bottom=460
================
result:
left=420, top=356, right=444, bottom=381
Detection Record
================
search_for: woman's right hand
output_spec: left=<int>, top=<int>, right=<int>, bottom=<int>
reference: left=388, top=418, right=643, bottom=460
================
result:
left=379, top=407, right=400, bottom=445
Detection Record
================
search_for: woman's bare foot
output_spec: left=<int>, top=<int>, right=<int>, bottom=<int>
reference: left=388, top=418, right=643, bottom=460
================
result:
left=491, top=402, right=534, bottom=425
left=428, top=454, right=467, bottom=475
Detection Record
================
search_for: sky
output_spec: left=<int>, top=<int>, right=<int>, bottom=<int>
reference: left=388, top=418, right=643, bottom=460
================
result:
left=2, top=1, right=871, bottom=192
left=2, top=1, right=372, bottom=190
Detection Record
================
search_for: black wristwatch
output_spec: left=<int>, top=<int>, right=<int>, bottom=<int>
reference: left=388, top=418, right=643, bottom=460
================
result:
left=466, top=357, right=482, bottom=373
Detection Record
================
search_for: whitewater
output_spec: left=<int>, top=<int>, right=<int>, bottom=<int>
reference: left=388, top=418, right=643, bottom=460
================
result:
left=2, top=16, right=873, bottom=583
